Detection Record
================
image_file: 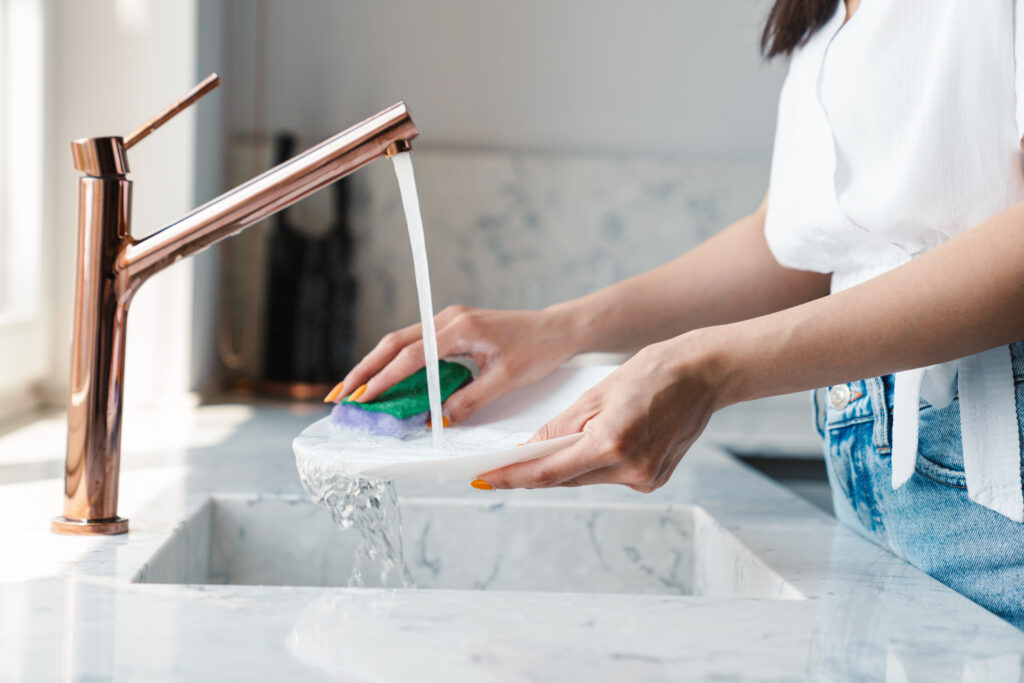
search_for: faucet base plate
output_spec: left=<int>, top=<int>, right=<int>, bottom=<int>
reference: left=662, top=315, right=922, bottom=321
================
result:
left=51, top=516, right=129, bottom=536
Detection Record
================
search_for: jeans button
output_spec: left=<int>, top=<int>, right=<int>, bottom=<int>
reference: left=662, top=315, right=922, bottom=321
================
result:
left=828, top=384, right=851, bottom=410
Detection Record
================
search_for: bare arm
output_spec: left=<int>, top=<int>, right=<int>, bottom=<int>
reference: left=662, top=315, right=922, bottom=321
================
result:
left=719, top=199, right=1024, bottom=405
left=482, top=199, right=1024, bottom=490
left=338, top=193, right=829, bottom=419
left=550, top=194, right=830, bottom=354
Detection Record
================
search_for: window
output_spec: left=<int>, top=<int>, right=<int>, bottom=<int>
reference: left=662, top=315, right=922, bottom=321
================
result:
left=0, top=0, right=46, bottom=406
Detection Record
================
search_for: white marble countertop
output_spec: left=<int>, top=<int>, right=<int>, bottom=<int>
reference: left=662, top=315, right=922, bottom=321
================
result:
left=1, top=394, right=1022, bottom=682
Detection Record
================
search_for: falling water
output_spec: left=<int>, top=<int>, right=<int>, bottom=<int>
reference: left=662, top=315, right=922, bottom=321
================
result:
left=294, top=152, right=446, bottom=588
left=391, top=151, right=445, bottom=446
left=298, top=462, right=414, bottom=588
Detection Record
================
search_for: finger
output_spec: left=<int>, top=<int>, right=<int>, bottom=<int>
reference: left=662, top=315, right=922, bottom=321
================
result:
left=561, top=463, right=660, bottom=491
left=339, top=324, right=422, bottom=398
left=346, top=305, right=466, bottom=392
left=479, top=438, right=609, bottom=489
left=606, top=456, right=663, bottom=492
left=636, top=444, right=689, bottom=492
left=434, top=304, right=469, bottom=326
left=359, top=338, right=428, bottom=403
left=442, top=371, right=509, bottom=423
left=558, top=452, right=679, bottom=490
left=558, top=465, right=617, bottom=487
left=526, top=400, right=597, bottom=444
left=358, top=313, right=482, bottom=403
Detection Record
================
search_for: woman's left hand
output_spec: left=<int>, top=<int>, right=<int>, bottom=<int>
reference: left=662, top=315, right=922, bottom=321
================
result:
left=477, top=330, right=731, bottom=491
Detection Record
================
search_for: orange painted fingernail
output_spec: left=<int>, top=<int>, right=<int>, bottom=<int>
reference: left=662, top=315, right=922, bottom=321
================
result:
left=346, top=384, right=367, bottom=402
left=471, top=479, right=494, bottom=490
left=323, top=381, right=345, bottom=403
left=426, top=415, right=452, bottom=428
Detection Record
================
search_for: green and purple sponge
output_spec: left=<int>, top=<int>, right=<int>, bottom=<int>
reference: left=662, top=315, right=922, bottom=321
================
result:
left=330, top=360, right=472, bottom=439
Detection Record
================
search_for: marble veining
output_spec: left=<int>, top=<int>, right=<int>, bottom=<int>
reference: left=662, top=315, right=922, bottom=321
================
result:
left=137, top=495, right=798, bottom=599
left=1, top=396, right=1023, bottom=681
left=344, top=149, right=767, bottom=357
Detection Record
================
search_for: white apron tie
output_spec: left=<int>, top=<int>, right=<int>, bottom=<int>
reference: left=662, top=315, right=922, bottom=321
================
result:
left=890, top=347, right=1023, bottom=522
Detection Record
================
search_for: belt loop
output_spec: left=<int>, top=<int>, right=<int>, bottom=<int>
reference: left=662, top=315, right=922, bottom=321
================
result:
left=867, top=377, right=891, bottom=453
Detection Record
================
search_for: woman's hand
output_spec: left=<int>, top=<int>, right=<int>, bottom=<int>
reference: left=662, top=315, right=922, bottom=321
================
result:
left=475, top=330, right=730, bottom=491
left=331, top=306, right=583, bottom=424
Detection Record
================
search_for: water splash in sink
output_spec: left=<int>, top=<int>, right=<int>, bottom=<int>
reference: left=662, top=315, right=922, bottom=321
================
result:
left=298, top=464, right=413, bottom=588
left=294, top=151, right=436, bottom=587
left=295, top=152, right=438, bottom=587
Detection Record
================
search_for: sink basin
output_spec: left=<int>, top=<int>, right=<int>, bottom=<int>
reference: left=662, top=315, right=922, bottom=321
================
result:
left=134, top=494, right=802, bottom=599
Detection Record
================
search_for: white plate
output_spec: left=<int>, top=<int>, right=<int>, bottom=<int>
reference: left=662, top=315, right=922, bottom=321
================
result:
left=292, top=365, right=616, bottom=483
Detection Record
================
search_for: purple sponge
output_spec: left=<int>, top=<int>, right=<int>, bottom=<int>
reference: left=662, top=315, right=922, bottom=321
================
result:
left=329, top=403, right=429, bottom=440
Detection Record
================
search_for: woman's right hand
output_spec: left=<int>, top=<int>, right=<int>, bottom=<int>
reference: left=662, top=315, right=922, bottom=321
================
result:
left=331, top=306, right=582, bottom=424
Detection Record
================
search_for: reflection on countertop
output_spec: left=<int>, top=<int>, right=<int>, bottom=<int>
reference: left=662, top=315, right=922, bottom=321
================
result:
left=0, top=394, right=1021, bottom=681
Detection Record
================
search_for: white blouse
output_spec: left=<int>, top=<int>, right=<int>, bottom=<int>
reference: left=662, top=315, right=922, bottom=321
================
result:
left=765, top=0, right=1024, bottom=521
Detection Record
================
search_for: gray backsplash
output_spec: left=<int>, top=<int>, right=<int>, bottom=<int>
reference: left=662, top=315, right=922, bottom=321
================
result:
left=246, top=145, right=813, bottom=455
left=341, top=148, right=768, bottom=357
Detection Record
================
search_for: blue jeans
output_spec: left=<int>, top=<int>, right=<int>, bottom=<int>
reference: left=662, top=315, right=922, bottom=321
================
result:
left=816, top=341, right=1024, bottom=628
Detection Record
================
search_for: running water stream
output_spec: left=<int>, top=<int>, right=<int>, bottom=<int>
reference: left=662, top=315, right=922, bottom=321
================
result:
left=391, top=151, right=445, bottom=447
left=297, top=151, right=444, bottom=587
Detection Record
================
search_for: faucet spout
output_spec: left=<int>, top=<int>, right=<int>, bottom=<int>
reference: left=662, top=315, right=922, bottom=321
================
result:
left=120, top=101, right=417, bottom=287
left=53, top=98, right=418, bottom=535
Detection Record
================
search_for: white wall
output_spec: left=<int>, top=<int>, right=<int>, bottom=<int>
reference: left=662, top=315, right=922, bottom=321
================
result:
left=36, top=1, right=788, bottom=404
left=225, top=0, right=786, bottom=159
left=211, top=0, right=790, bottom=372
left=192, top=0, right=226, bottom=394
left=43, top=1, right=218, bottom=407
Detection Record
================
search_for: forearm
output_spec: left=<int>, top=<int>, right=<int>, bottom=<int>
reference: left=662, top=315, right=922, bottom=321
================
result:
left=715, top=200, right=1024, bottom=407
left=546, top=195, right=830, bottom=355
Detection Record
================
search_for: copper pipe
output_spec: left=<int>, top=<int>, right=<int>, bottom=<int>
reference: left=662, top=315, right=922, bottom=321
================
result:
left=54, top=84, right=418, bottom=535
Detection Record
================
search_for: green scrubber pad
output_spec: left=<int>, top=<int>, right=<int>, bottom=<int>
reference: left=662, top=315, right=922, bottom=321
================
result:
left=344, top=360, right=472, bottom=419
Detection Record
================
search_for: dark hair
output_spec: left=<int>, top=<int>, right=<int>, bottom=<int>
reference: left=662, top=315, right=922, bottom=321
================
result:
left=761, top=0, right=840, bottom=58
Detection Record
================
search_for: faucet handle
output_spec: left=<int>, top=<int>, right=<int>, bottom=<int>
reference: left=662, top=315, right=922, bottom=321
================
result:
left=123, top=72, right=221, bottom=149
left=70, top=74, right=222, bottom=177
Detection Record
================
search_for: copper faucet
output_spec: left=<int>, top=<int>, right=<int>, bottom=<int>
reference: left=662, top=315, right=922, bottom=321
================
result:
left=53, top=74, right=418, bottom=535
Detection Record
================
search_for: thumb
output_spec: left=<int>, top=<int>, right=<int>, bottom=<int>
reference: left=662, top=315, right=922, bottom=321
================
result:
left=527, top=399, right=596, bottom=444
left=526, top=420, right=561, bottom=444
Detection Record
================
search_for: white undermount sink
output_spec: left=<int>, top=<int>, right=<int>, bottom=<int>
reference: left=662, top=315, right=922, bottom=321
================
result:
left=133, top=494, right=802, bottom=599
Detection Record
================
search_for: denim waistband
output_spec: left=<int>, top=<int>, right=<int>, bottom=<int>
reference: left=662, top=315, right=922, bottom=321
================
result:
left=815, top=341, right=1024, bottom=454
left=814, top=378, right=891, bottom=453
left=842, top=378, right=892, bottom=454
